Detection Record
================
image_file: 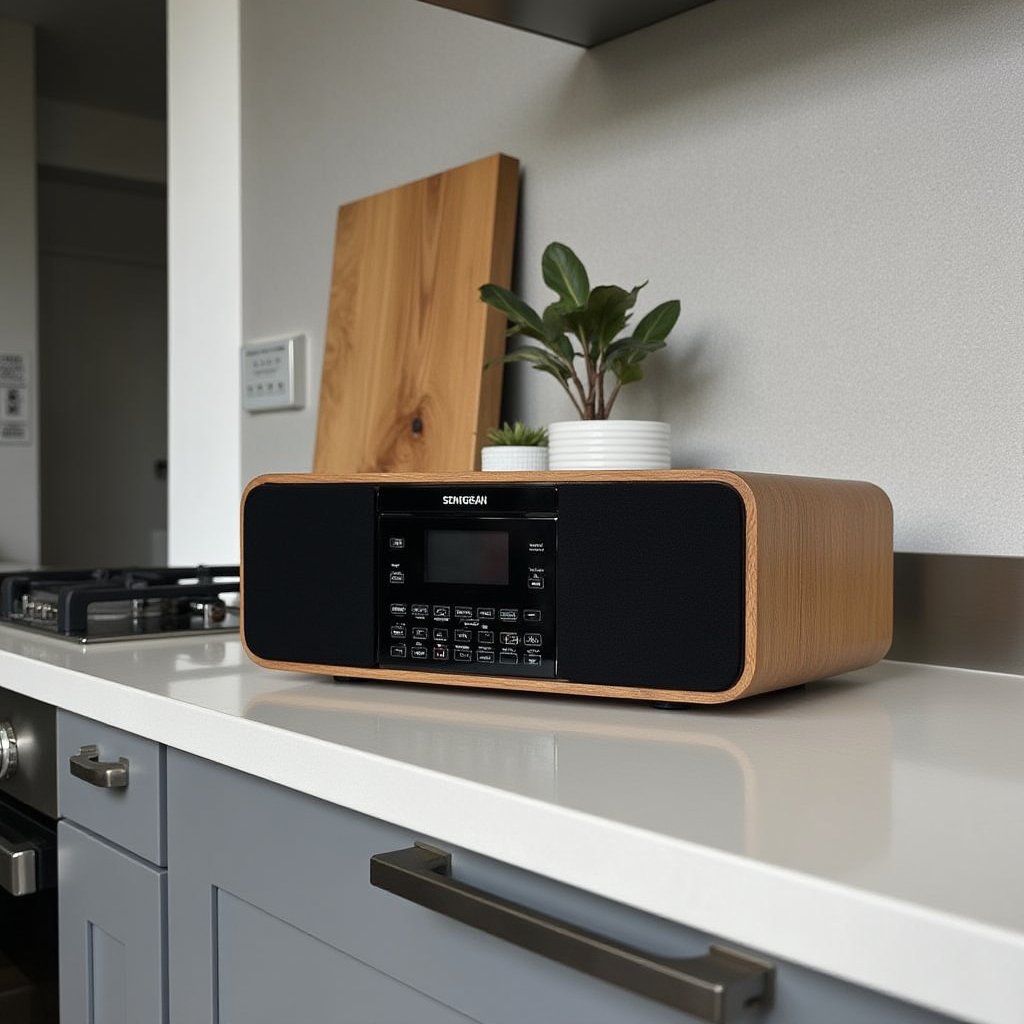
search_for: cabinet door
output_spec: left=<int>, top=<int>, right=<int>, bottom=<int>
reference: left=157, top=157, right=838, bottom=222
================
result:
left=166, top=750, right=953, bottom=1024
left=58, top=821, right=167, bottom=1024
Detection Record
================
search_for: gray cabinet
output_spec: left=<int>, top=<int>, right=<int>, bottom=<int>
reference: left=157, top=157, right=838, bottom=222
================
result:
left=165, top=749, right=954, bottom=1024
left=57, top=822, right=166, bottom=1024
left=56, top=712, right=168, bottom=1024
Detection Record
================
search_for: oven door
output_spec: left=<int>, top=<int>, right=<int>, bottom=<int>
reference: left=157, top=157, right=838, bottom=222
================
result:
left=0, top=796, right=58, bottom=1021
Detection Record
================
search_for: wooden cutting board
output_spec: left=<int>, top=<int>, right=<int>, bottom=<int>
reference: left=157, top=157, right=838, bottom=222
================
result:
left=313, top=153, right=519, bottom=474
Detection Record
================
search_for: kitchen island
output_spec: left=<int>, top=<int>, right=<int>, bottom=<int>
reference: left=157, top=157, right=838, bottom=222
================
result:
left=1, top=624, right=1021, bottom=1023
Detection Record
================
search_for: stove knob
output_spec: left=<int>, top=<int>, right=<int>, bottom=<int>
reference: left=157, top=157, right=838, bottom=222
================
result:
left=0, top=721, right=17, bottom=780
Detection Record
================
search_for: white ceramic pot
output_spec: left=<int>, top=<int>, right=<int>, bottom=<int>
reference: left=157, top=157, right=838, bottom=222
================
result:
left=480, top=445, right=549, bottom=472
left=547, top=420, right=671, bottom=470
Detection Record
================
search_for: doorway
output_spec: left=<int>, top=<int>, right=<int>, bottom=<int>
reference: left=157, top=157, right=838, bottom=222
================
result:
left=37, top=168, right=168, bottom=567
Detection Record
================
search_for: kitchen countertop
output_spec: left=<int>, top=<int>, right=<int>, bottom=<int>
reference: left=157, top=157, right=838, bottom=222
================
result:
left=0, top=625, right=1021, bottom=1023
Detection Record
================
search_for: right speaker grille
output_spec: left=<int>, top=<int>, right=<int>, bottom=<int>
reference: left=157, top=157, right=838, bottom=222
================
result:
left=556, top=482, right=746, bottom=692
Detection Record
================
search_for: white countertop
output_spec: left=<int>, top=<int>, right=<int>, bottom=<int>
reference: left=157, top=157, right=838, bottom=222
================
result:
left=1, top=624, right=1021, bottom=1023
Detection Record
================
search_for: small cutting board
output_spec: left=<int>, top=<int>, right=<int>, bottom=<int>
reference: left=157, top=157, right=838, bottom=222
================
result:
left=313, top=153, right=519, bottom=474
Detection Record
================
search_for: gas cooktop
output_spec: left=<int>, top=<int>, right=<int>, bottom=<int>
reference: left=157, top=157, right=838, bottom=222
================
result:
left=0, top=566, right=240, bottom=644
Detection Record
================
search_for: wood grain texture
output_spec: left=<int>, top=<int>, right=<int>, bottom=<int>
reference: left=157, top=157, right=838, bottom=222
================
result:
left=241, top=470, right=893, bottom=704
left=313, top=154, right=519, bottom=474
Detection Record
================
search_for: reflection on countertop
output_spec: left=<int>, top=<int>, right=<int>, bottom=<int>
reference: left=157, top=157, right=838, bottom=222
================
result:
left=246, top=675, right=893, bottom=875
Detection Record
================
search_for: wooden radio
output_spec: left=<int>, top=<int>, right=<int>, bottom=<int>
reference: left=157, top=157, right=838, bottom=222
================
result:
left=240, top=471, right=893, bottom=705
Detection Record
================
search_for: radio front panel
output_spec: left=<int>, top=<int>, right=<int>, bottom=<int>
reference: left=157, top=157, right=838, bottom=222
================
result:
left=376, top=485, right=557, bottom=679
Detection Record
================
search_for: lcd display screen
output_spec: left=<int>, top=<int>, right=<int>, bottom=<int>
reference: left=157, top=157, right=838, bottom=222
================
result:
left=425, top=530, right=509, bottom=586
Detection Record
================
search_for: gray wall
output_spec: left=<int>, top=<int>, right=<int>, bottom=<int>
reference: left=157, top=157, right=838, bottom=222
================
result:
left=240, top=0, right=1023, bottom=557
left=0, top=19, right=39, bottom=564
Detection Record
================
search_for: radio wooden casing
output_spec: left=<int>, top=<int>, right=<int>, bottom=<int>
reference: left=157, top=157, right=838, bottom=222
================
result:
left=240, top=470, right=893, bottom=705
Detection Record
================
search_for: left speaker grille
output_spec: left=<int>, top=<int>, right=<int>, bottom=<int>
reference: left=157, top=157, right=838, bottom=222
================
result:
left=242, top=483, right=376, bottom=667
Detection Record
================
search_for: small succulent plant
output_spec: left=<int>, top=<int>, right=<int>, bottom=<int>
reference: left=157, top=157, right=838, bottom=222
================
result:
left=480, top=242, right=680, bottom=420
left=485, top=421, right=549, bottom=447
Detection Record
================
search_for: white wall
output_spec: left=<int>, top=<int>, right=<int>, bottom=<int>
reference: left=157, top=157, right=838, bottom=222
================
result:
left=0, top=20, right=39, bottom=564
left=167, top=0, right=241, bottom=564
left=236, top=0, right=1023, bottom=557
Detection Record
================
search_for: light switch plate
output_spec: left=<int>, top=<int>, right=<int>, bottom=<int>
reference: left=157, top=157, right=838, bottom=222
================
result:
left=241, top=335, right=306, bottom=412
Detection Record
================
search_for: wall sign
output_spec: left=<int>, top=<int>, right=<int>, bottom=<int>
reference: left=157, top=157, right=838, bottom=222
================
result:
left=0, top=353, right=30, bottom=444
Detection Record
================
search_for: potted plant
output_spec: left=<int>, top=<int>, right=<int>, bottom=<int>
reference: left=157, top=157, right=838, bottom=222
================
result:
left=480, top=242, right=680, bottom=469
left=480, top=421, right=549, bottom=472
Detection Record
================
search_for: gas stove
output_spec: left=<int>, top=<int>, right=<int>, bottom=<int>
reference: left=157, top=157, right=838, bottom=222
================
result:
left=0, top=566, right=240, bottom=644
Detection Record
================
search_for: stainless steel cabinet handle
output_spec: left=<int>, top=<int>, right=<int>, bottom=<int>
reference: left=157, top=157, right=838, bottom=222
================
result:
left=370, top=844, right=774, bottom=1023
left=0, top=834, right=36, bottom=896
left=69, top=744, right=129, bottom=788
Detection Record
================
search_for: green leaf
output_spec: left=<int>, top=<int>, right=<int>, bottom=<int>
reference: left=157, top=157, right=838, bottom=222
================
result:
left=604, top=336, right=667, bottom=364
left=587, top=283, right=644, bottom=357
left=631, top=299, right=681, bottom=343
left=612, top=362, right=644, bottom=384
left=541, top=243, right=590, bottom=311
left=479, top=284, right=546, bottom=339
left=491, top=346, right=573, bottom=383
left=540, top=304, right=577, bottom=363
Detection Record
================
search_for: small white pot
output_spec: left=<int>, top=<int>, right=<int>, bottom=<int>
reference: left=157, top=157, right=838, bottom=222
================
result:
left=547, top=420, right=671, bottom=470
left=480, top=445, right=550, bottom=472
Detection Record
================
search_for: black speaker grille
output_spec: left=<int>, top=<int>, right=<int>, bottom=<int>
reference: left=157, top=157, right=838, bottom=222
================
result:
left=242, top=483, right=376, bottom=667
left=556, top=483, right=745, bottom=692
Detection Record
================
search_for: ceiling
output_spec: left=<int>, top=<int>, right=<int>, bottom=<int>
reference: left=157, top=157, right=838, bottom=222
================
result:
left=0, top=0, right=166, bottom=119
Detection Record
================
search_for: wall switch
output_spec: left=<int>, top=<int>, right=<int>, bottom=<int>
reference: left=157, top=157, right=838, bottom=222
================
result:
left=241, top=335, right=306, bottom=412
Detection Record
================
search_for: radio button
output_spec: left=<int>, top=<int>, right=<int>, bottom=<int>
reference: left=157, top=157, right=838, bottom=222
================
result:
left=454, top=629, right=472, bottom=643
left=433, top=605, right=450, bottom=620
left=411, top=626, right=429, bottom=640
left=454, top=606, right=473, bottom=618
left=432, top=646, right=450, bottom=662
left=499, top=653, right=519, bottom=665
left=390, top=624, right=408, bottom=639
left=524, top=632, right=542, bottom=647
left=433, top=628, right=449, bottom=641
left=411, top=604, right=429, bottom=617
left=523, top=609, right=542, bottom=622
left=389, top=644, right=408, bottom=658
left=478, top=630, right=494, bottom=644
left=411, top=645, right=428, bottom=660
left=477, top=607, right=495, bottom=619
left=454, top=649, right=472, bottom=662
left=525, top=653, right=542, bottom=666
left=476, top=651, right=495, bottom=664
left=500, top=632, right=520, bottom=646
left=499, top=608, right=519, bottom=622
left=389, top=571, right=406, bottom=584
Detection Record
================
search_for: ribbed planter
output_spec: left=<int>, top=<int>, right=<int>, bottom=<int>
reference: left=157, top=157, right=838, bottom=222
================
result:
left=547, top=420, right=671, bottom=470
left=480, top=445, right=550, bottom=472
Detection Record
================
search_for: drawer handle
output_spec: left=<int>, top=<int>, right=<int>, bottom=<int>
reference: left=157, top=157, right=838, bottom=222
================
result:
left=69, top=744, right=129, bottom=789
left=370, top=844, right=774, bottom=1023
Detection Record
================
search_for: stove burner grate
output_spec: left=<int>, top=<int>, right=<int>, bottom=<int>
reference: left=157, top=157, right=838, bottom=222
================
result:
left=0, top=566, right=241, bottom=643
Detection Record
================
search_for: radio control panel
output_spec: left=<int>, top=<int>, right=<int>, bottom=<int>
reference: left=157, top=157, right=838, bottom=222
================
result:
left=376, top=487, right=557, bottom=678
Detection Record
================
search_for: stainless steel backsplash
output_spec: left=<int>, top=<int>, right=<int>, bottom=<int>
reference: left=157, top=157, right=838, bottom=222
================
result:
left=890, top=554, right=1024, bottom=675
